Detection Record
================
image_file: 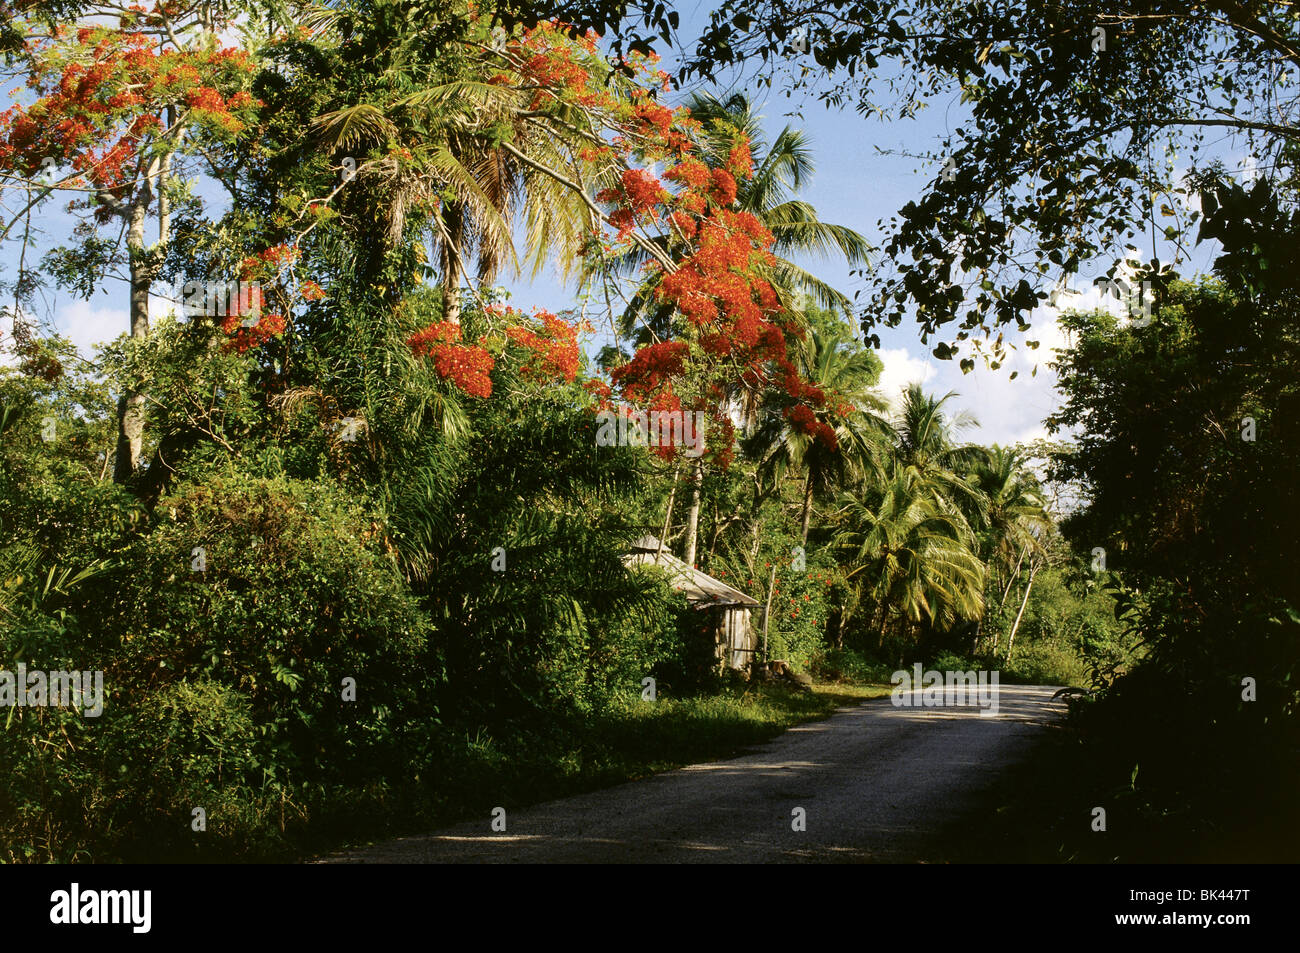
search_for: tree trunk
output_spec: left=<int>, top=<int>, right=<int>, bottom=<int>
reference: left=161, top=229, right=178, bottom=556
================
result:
left=748, top=515, right=763, bottom=571
left=898, top=618, right=914, bottom=669
left=799, top=467, right=814, bottom=544
left=440, top=203, right=465, bottom=323
left=999, top=544, right=1028, bottom=610
left=658, top=465, right=679, bottom=558
left=707, top=512, right=734, bottom=559
left=682, top=457, right=703, bottom=568
left=835, top=586, right=859, bottom=649
left=113, top=188, right=157, bottom=484
left=760, top=562, right=777, bottom=663
left=1005, top=559, right=1040, bottom=663
left=745, top=470, right=769, bottom=571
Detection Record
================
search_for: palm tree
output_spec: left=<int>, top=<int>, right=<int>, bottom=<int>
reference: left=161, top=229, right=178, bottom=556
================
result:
left=823, top=383, right=1000, bottom=647
left=971, top=446, right=1050, bottom=591
left=890, top=383, right=990, bottom=522
left=833, top=458, right=986, bottom=644
left=308, top=7, right=620, bottom=322
left=893, top=384, right=986, bottom=473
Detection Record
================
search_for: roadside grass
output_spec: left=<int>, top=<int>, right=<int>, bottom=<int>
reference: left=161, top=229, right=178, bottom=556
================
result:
left=300, top=679, right=893, bottom=861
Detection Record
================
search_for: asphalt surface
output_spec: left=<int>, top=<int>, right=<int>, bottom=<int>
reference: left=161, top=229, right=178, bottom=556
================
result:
left=320, top=684, right=1066, bottom=863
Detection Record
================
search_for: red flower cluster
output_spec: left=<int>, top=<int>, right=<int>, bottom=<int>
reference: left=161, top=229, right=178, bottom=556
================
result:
left=299, top=280, right=327, bottom=302
left=583, top=378, right=613, bottom=412
left=0, top=23, right=258, bottom=190
left=663, top=157, right=710, bottom=190
left=707, top=415, right=736, bottom=469
left=597, top=168, right=669, bottom=238
left=222, top=311, right=285, bottom=353
left=430, top=344, right=494, bottom=398
left=726, top=137, right=754, bottom=178
left=708, top=168, right=737, bottom=207
left=610, top=340, right=689, bottom=404
left=230, top=245, right=300, bottom=325
left=583, top=101, right=843, bottom=467
left=784, top=404, right=838, bottom=450
left=669, top=211, right=698, bottom=239
left=647, top=387, right=684, bottom=461
left=210, top=279, right=283, bottom=352
left=519, top=44, right=595, bottom=109
left=407, top=319, right=463, bottom=355
left=504, top=309, right=581, bottom=382
left=184, top=86, right=225, bottom=111
left=408, top=321, right=494, bottom=398
left=635, top=101, right=674, bottom=138
left=239, top=244, right=298, bottom=280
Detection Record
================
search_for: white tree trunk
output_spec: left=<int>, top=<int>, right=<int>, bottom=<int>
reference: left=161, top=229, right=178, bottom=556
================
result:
left=683, top=458, right=703, bottom=567
left=1005, top=559, right=1040, bottom=663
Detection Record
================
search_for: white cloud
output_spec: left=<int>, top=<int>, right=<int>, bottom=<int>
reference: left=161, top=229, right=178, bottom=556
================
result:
left=54, top=297, right=130, bottom=358
left=926, top=359, right=1058, bottom=447
left=875, top=346, right=936, bottom=409
left=873, top=304, right=1073, bottom=448
left=3, top=287, right=193, bottom=367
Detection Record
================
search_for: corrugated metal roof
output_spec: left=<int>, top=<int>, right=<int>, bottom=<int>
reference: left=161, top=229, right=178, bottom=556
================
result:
left=623, top=535, right=761, bottom=608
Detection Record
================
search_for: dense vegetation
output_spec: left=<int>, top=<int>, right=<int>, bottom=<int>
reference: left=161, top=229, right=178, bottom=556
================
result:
left=0, top=0, right=1294, bottom=861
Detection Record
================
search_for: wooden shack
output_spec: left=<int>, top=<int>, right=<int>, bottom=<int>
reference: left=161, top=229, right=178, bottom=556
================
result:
left=623, top=535, right=761, bottom=670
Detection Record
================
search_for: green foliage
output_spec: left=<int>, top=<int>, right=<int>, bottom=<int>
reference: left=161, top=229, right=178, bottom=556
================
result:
left=1045, top=208, right=1300, bottom=854
left=13, top=0, right=1288, bottom=866
left=690, top=2, right=1299, bottom=361
left=764, top=563, right=837, bottom=667
left=1, top=454, right=435, bottom=859
left=811, top=647, right=899, bottom=684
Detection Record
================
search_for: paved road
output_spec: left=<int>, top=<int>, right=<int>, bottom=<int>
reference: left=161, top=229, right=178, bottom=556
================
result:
left=320, top=684, right=1066, bottom=863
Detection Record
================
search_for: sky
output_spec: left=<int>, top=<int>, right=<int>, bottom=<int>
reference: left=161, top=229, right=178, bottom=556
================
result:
left=2, top=5, right=1239, bottom=449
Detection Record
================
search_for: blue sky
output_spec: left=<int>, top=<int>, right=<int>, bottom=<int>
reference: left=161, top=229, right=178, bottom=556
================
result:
left=3, top=6, right=1237, bottom=447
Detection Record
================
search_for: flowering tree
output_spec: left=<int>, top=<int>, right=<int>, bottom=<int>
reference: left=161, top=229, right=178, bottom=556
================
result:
left=0, top=3, right=260, bottom=480
left=396, top=20, right=843, bottom=432
left=388, top=19, right=860, bottom=567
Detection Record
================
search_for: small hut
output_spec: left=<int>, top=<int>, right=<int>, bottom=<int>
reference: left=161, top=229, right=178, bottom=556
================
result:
left=623, top=535, right=761, bottom=670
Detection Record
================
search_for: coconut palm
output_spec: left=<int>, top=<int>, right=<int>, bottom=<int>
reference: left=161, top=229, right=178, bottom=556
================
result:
left=971, top=445, right=1051, bottom=584
left=968, top=445, right=1052, bottom=654
left=833, top=458, right=986, bottom=643
left=307, top=6, right=619, bottom=321
left=890, top=383, right=990, bottom=523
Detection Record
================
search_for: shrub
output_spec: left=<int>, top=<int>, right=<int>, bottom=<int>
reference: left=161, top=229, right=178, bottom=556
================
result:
left=0, top=471, right=433, bottom=860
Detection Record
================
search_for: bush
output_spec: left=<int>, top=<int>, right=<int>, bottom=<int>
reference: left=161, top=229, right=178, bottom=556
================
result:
left=0, top=472, right=433, bottom=860
left=810, top=647, right=898, bottom=684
